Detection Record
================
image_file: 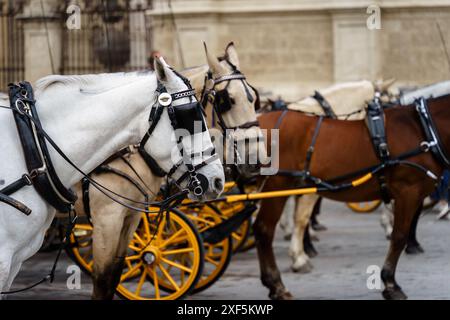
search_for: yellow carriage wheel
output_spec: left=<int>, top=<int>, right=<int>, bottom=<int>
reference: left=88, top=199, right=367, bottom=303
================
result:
left=209, top=202, right=250, bottom=253
left=116, top=207, right=204, bottom=300
left=346, top=200, right=382, bottom=213
left=188, top=208, right=233, bottom=294
left=147, top=205, right=233, bottom=294
left=67, top=223, right=94, bottom=274
left=240, top=234, right=256, bottom=253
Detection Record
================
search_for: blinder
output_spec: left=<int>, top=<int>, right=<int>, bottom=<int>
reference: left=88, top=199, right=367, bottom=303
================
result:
left=215, top=89, right=234, bottom=114
left=139, top=81, right=217, bottom=197
left=171, top=101, right=207, bottom=135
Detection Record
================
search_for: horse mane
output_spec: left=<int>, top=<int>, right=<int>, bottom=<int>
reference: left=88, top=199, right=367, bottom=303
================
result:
left=35, top=70, right=154, bottom=95
left=400, top=80, right=450, bottom=105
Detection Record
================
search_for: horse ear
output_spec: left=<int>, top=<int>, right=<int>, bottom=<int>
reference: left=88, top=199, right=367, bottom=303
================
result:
left=224, top=42, right=240, bottom=69
left=204, top=42, right=227, bottom=76
left=154, top=56, right=168, bottom=82
left=381, top=78, right=396, bottom=91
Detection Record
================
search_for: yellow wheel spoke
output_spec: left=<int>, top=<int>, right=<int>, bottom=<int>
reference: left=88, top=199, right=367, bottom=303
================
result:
left=125, top=254, right=141, bottom=262
left=205, top=255, right=219, bottom=267
left=158, top=263, right=180, bottom=291
left=129, top=244, right=142, bottom=252
left=121, top=262, right=143, bottom=281
left=135, top=267, right=147, bottom=296
left=142, top=213, right=151, bottom=237
left=156, top=214, right=166, bottom=240
left=159, top=229, right=186, bottom=248
left=161, top=248, right=194, bottom=256
left=161, top=257, right=193, bottom=274
left=149, top=265, right=160, bottom=300
left=133, top=232, right=146, bottom=247
left=232, top=233, right=242, bottom=241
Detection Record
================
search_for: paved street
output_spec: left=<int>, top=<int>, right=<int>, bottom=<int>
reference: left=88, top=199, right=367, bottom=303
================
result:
left=9, top=200, right=450, bottom=300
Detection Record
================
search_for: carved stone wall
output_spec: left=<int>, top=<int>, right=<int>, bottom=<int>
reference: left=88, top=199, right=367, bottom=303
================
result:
left=147, top=0, right=450, bottom=99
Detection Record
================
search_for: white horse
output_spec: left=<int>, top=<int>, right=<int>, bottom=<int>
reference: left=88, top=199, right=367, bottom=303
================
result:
left=0, top=57, right=224, bottom=297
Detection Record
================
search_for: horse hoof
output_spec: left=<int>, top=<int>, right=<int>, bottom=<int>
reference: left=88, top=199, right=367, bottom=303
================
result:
left=405, top=243, right=425, bottom=255
left=270, top=290, right=294, bottom=300
left=382, top=288, right=408, bottom=300
left=312, top=223, right=327, bottom=232
left=292, top=260, right=313, bottom=274
left=305, top=247, right=318, bottom=258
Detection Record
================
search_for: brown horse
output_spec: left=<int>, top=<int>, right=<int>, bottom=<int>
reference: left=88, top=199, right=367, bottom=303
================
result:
left=254, top=93, right=450, bottom=300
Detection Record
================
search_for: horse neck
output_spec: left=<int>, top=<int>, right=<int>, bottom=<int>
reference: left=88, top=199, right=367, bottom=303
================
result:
left=35, top=74, right=156, bottom=187
left=429, top=95, right=450, bottom=156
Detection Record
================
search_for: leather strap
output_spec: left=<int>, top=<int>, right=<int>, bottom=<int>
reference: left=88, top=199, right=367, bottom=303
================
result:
left=312, top=91, right=337, bottom=119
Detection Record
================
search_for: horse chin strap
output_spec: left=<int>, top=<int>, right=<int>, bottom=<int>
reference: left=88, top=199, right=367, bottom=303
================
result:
left=139, top=81, right=218, bottom=197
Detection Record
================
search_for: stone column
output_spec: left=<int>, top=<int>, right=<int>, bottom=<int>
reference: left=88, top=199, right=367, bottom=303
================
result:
left=20, top=0, right=62, bottom=83
left=332, top=9, right=383, bottom=82
left=129, top=0, right=149, bottom=68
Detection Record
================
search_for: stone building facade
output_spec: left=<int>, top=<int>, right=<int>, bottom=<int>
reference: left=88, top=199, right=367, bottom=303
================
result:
left=148, top=0, right=450, bottom=99
left=1, top=0, right=450, bottom=99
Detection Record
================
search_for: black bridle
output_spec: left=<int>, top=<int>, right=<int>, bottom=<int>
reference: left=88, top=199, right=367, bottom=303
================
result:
left=200, top=60, right=263, bottom=168
left=201, top=60, right=261, bottom=131
left=139, top=79, right=218, bottom=197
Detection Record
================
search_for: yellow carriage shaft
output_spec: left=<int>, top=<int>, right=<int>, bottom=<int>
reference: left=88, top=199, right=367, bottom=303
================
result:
left=222, top=173, right=373, bottom=203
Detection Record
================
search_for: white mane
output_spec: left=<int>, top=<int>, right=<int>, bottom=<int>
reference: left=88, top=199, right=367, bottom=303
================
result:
left=400, top=80, right=450, bottom=106
left=35, top=71, right=154, bottom=95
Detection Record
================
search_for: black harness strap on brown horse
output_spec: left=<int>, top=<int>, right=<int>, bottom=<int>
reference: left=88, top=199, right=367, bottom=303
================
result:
left=312, top=91, right=337, bottom=119
left=366, top=97, right=391, bottom=203
left=304, top=116, right=324, bottom=180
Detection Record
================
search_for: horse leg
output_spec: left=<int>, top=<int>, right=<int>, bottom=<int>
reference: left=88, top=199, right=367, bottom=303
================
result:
left=91, top=209, right=124, bottom=300
left=0, top=252, right=12, bottom=299
left=304, top=224, right=318, bottom=258
left=109, top=213, right=143, bottom=293
left=381, top=193, right=421, bottom=300
left=311, top=197, right=327, bottom=231
left=405, top=204, right=424, bottom=254
left=279, top=197, right=295, bottom=241
left=289, top=194, right=318, bottom=273
left=380, top=203, right=394, bottom=239
left=254, top=196, right=293, bottom=300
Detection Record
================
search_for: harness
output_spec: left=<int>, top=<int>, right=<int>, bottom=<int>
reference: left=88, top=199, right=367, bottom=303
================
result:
left=200, top=60, right=263, bottom=170
left=1, top=82, right=77, bottom=215
left=312, top=91, right=337, bottom=119
left=0, top=78, right=218, bottom=216
left=273, top=96, right=448, bottom=197
left=139, top=78, right=218, bottom=197
left=365, top=95, right=391, bottom=202
left=200, top=63, right=260, bottom=131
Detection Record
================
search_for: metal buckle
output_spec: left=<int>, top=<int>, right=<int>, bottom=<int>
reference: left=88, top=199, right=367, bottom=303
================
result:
left=22, top=174, right=33, bottom=186
left=420, top=141, right=431, bottom=152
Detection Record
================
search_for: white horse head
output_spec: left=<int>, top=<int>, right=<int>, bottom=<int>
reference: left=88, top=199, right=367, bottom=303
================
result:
left=147, top=57, right=225, bottom=199
left=204, top=43, right=268, bottom=178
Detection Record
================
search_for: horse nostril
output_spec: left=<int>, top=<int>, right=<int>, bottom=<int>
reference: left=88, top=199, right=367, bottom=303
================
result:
left=214, top=178, right=223, bottom=192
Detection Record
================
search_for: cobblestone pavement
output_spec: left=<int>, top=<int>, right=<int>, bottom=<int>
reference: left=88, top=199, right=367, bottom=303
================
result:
left=8, top=200, right=450, bottom=300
